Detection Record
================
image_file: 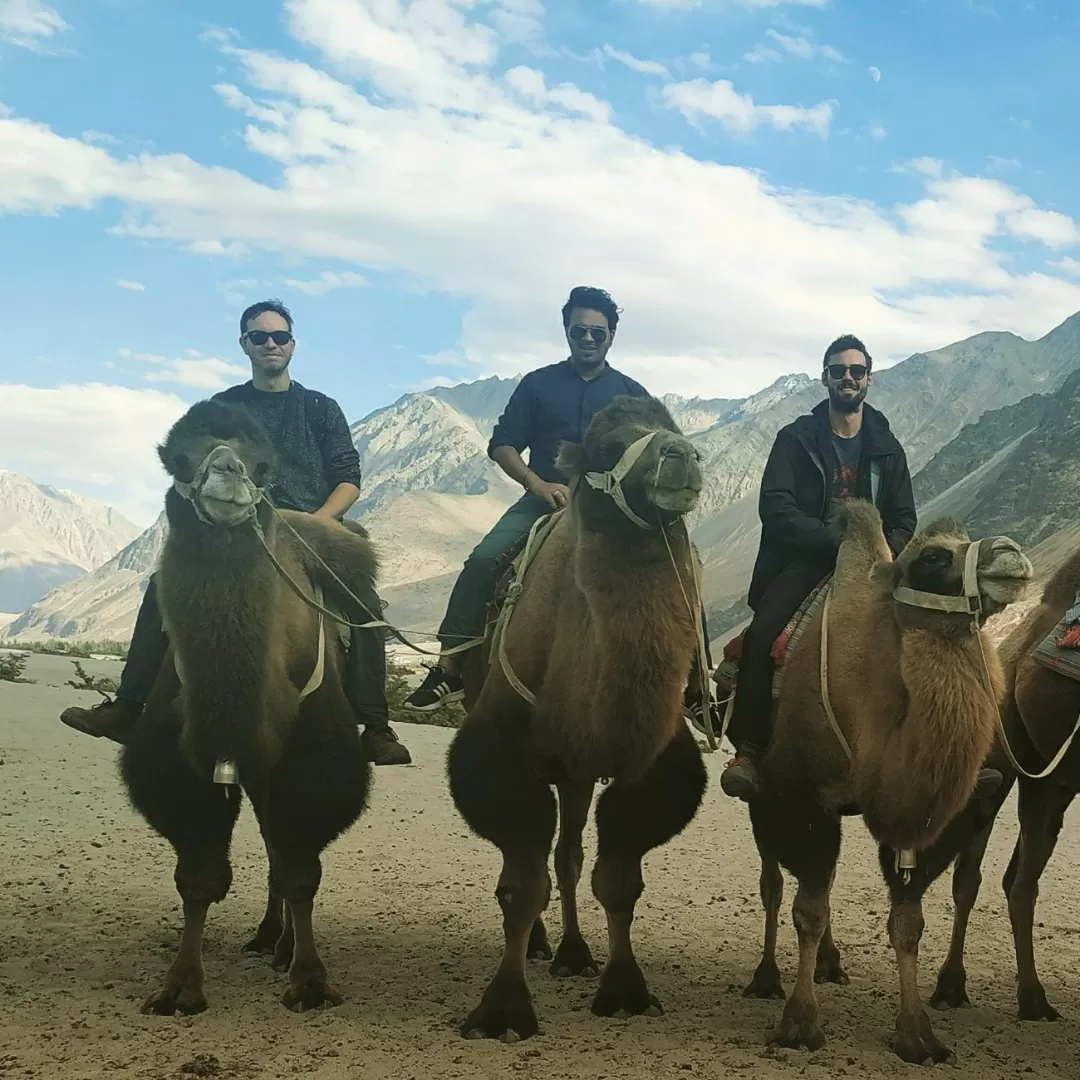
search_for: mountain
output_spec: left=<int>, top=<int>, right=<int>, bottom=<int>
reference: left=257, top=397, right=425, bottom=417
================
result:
left=0, top=471, right=141, bottom=613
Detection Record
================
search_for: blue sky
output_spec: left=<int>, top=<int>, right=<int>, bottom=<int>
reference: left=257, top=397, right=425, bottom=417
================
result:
left=1, top=0, right=1079, bottom=525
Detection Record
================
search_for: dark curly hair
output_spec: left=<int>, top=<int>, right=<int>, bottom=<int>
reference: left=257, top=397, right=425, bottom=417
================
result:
left=561, top=286, right=620, bottom=333
left=823, top=334, right=872, bottom=372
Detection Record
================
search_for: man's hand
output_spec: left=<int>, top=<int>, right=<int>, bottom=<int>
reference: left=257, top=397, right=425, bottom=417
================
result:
left=526, top=473, right=570, bottom=510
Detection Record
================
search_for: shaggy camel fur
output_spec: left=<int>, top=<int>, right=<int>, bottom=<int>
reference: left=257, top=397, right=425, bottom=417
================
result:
left=734, top=502, right=1031, bottom=1064
left=121, top=399, right=380, bottom=1014
left=448, top=395, right=709, bottom=1042
left=931, top=545, right=1080, bottom=1023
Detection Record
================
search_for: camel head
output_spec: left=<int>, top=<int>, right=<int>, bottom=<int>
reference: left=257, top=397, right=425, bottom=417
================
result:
left=871, top=515, right=1033, bottom=628
left=556, top=395, right=702, bottom=528
left=157, top=400, right=276, bottom=528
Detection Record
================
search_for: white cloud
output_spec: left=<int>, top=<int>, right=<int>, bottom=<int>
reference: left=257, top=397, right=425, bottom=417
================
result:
left=869, top=65, right=882, bottom=82
left=116, top=278, right=145, bottom=291
left=282, top=269, right=367, bottom=295
left=630, top=0, right=827, bottom=6
left=764, top=30, right=845, bottom=62
left=119, top=348, right=249, bottom=390
left=600, top=43, right=669, bottom=78
left=1054, top=257, right=1080, bottom=277
left=1, top=0, right=1078, bottom=403
left=870, top=125, right=886, bottom=141
left=0, top=0, right=68, bottom=51
left=663, top=78, right=834, bottom=136
left=0, top=382, right=186, bottom=526
left=744, top=45, right=782, bottom=64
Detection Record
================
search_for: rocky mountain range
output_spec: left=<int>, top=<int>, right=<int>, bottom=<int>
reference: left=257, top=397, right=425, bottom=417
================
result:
left=0, top=471, right=141, bottom=615
left=3, top=310, right=1079, bottom=647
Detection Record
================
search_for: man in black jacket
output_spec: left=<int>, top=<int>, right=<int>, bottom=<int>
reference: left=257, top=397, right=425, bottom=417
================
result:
left=59, top=299, right=411, bottom=766
left=719, top=334, right=916, bottom=800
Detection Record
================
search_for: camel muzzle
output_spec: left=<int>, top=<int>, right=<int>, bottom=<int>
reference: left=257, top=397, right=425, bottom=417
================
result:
left=173, top=444, right=264, bottom=527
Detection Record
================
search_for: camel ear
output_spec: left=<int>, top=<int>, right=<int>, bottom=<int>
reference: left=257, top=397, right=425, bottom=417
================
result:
left=869, top=559, right=900, bottom=590
left=555, top=440, right=584, bottom=478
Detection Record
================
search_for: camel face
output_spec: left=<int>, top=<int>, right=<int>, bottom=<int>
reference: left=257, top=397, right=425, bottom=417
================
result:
left=638, top=433, right=702, bottom=514
left=158, top=400, right=276, bottom=527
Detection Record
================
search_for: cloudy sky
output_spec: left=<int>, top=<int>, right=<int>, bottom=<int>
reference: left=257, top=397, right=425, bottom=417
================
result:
left=1, top=0, right=1079, bottom=525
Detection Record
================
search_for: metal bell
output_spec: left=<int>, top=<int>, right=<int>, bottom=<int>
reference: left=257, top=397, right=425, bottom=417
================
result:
left=213, top=758, right=239, bottom=785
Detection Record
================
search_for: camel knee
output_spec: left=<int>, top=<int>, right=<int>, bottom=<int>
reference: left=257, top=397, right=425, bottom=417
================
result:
left=175, top=851, right=232, bottom=905
left=270, top=856, right=322, bottom=906
left=592, top=858, right=644, bottom=916
left=496, top=871, right=551, bottom=923
left=791, top=889, right=829, bottom=943
left=888, top=904, right=925, bottom=955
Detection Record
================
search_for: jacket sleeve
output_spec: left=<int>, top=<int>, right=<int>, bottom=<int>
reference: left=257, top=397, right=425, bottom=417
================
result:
left=488, top=378, right=533, bottom=457
left=758, top=428, right=839, bottom=560
left=881, top=447, right=917, bottom=557
left=321, top=397, right=364, bottom=490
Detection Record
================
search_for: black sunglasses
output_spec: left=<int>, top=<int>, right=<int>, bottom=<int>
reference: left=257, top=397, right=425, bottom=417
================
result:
left=244, top=329, right=293, bottom=346
left=568, top=324, right=609, bottom=344
left=826, top=363, right=868, bottom=381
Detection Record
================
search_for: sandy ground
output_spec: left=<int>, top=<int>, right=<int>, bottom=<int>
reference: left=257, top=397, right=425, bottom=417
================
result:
left=3, top=653, right=1080, bottom=1079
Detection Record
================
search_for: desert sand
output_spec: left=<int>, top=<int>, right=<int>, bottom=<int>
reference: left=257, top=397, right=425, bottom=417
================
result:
left=2, top=651, right=1080, bottom=1079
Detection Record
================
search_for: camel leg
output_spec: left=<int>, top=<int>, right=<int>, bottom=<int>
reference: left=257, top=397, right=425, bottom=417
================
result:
left=815, top=919, right=849, bottom=986
left=448, top=716, right=557, bottom=1041
left=243, top=877, right=285, bottom=955
left=1008, top=778, right=1075, bottom=1022
left=527, top=918, right=553, bottom=962
left=743, top=854, right=786, bottom=999
left=550, top=780, right=599, bottom=979
left=590, top=725, right=707, bottom=1019
left=749, top=794, right=840, bottom=1051
left=258, top=716, right=370, bottom=1012
left=119, top=711, right=241, bottom=1015
left=930, top=777, right=1014, bottom=1010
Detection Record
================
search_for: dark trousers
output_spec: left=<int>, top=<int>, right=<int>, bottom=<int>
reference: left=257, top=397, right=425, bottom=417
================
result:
left=726, top=560, right=827, bottom=751
left=117, top=574, right=391, bottom=730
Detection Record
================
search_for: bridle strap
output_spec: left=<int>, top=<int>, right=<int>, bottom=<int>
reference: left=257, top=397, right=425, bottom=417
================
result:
left=172, top=447, right=263, bottom=527
left=583, top=431, right=661, bottom=531
left=892, top=539, right=982, bottom=615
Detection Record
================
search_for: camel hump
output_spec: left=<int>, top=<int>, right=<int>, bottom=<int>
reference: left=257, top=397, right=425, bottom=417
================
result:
left=833, top=498, right=883, bottom=542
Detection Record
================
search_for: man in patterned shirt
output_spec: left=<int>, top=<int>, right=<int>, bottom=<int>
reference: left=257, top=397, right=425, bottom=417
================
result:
left=59, top=299, right=411, bottom=766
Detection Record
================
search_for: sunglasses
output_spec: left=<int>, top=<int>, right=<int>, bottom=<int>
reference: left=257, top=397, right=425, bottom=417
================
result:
left=568, top=324, right=609, bottom=344
left=244, top=330, right=293, bottom=347
left=826, top=363, right=868, bottom=382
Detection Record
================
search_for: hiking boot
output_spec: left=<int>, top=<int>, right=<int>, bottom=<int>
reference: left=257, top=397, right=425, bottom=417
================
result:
left=720, top=746, right=763, bottom=801
left=60, top=697, right=142, bottom=745
left=360, top=726, right=412, bottom=766
left=403, top=665, right=464, bottom=712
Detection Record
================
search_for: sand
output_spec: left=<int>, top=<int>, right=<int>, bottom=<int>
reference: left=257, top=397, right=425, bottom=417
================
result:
left=3, top=651, right=1080, bottom=1079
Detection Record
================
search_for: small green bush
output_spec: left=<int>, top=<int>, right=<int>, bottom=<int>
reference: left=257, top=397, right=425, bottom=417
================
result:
left=65, top=660, right=119, bottom=697
left=0, top=652, right=33, bottom=683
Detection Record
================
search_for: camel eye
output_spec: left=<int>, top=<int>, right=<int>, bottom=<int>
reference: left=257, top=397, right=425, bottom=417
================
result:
left=920, top=548, right=951, bottom=567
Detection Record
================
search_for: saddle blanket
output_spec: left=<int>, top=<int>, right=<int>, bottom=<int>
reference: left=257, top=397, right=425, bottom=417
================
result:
left=715, top=575, right=832, bottom=701
left=1033, top=622, right=1080, bottom=682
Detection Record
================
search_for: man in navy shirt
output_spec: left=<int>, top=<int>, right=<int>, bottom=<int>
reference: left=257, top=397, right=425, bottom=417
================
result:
left=404, top=285, right=652, bottom=710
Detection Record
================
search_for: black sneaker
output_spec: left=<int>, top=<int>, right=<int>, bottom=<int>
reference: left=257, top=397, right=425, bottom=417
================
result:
left=402, top=665, right=464, bottom=712
left=684, top=691, right=723, bottom=739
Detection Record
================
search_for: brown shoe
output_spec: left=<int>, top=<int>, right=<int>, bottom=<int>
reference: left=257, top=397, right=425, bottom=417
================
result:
left=720, top=747, right=763, bottom=801
left=359, top=726, right=412, bottom=766
left=60, top=697, right=142, bottom=745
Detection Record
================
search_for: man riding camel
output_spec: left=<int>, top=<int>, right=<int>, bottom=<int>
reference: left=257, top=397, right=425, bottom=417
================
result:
left=59, top=299, right=412, bottom=767
left=403, top=284, right=717, bottom=729
left=719, top=334, right=917, bottom=800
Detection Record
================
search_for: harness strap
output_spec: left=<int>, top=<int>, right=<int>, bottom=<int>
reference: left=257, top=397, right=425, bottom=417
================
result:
left=583, top=432, right=660, bottom=531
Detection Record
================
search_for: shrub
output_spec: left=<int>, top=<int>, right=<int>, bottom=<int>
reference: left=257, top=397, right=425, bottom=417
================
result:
left=0, top=652, right=33, bottom=683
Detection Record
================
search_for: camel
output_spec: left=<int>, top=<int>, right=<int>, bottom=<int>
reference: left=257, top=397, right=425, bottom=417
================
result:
left=728, top=502, right=1032, bottom=1064
left=931, top=545, right=1080, bottom=1022
left=447, top=394, right=709, bottom=1042
left=120, top=399, right=380, bottom=1014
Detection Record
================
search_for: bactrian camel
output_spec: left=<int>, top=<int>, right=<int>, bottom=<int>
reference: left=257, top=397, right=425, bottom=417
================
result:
left=121, top=399, right=381, bottom=1014
left=448, top=394, right=710, bottom=1042
left=730, top=502, right=1031, bottom=1064
left=931, top=542, right=1080, bottom=1022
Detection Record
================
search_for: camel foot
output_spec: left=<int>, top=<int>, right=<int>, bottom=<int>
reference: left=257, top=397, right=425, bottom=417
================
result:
left=243, top=919, right=284, bottom=956
left=460, top=973, right=538, bottom=1042
left=929, top=967, right=970, bottom=1010
left=591, top=958, right=662, bottom=1019
left=549, top=933, right=599, bottom=979
left=744, top=961, right=786, bottom=1000
left=893, top=1011, right=955, bottom=1065
left=141, top=977, right=207, bottom=1016
left=770, top=997, right=824, bottom=1051
left=527, top=920, right=553, bottom=962
left=281, top=972, right=343, bottom=1013
left=1018, top=984, right=1061, bottom=1022
left=814, top=948, right=849, bottom=986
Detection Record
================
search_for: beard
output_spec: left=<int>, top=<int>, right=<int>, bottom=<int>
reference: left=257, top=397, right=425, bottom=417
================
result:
left=828, top=384, right=867, bottom=413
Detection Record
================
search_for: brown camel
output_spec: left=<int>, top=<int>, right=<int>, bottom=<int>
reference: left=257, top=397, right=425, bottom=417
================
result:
left=931, top=545, right=1080, bottom=1022
left=120, top=398, right=380, bottom=1014
left=731, top=502, right=1032, bottom=1064
left=447, top=394, right=709, bottom=1042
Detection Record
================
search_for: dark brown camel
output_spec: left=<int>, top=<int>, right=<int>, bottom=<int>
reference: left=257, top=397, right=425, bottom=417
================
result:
left=931, top=545, right=1080, bottom=1022
left=120, top=399, right=380, bottom=1014
left=730, top=504, right=1032, bottom=1063
left=448, top=394, right=709, bottom=1042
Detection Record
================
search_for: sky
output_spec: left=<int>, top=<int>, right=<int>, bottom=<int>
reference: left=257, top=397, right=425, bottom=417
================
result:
left=1, top=0, right=1079, bottom=526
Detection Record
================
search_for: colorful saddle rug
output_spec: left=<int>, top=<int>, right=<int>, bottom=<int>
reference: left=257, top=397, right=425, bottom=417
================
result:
left=714, top=575, right=832, bottom=701
left=1032, top=610, right=1080, bottom=684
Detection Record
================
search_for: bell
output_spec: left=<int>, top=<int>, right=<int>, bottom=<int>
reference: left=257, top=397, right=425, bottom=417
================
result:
left=898, top=848, right=917, bottom=871
left=213, top=758, right=239, bottom=785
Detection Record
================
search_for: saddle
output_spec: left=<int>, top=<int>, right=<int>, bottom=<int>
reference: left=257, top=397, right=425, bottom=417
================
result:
left=484, top=510, right=563, bottom=638
left=713, top=575, right=832, bottom=702
left=1032, top=588, right=1080, bottom=682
